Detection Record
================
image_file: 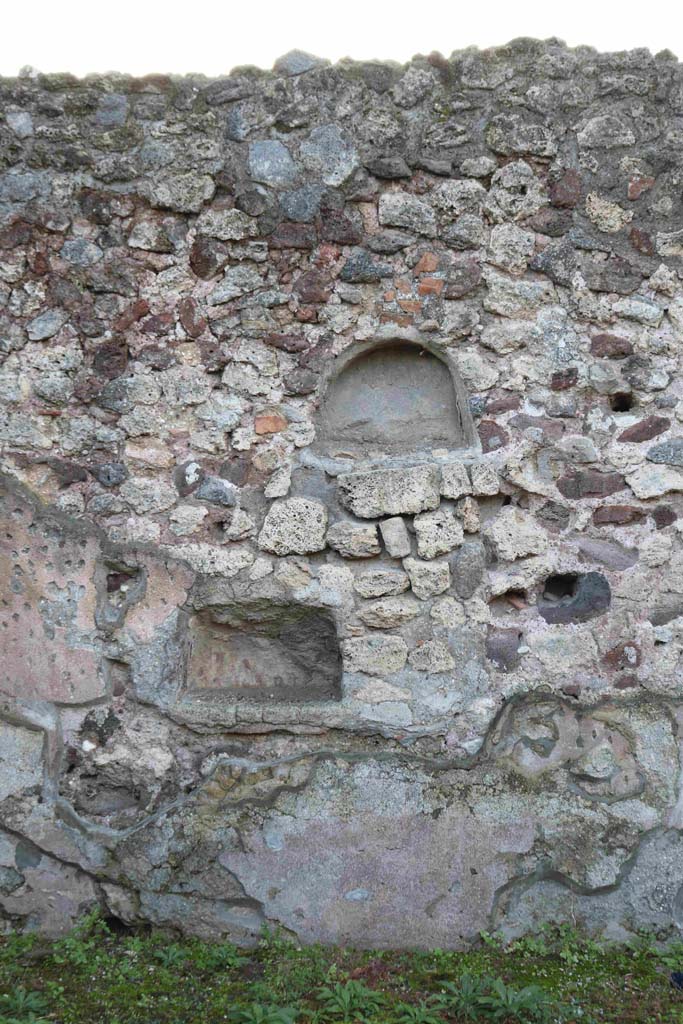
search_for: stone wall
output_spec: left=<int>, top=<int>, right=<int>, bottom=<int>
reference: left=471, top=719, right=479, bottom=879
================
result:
left=3, top=39, right=683, bottom=945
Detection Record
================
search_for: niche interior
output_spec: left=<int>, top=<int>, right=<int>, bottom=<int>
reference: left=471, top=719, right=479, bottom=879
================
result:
left=184, top=603, right=343, bottom=702
left=313, top=340, right=476, bottom=458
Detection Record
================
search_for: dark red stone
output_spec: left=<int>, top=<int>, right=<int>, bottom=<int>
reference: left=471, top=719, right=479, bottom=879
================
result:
left=628, top=175, right=655, bottom=200
left=485, top=392, right=521, bottom=414
left=614, top=674, right=640, bottom=690
left=593, top=505, right=645, bottom=526
left=292, top=270, right=333, bottom=304
left=318, top=209, right=363, bottom=245
left=269, top=222, right=317, bottom=249
left=617, top=415, right=670, bottom=443
left=478, top=420, right=509, bottom=453
left=0, top=219, right=33, bottom=249
left=444, top=256, right=482, bottom=299
left=263, top=333, right=309, bottom=353
left=557, top=469, right=626, bottom=499
left=140, top=312, right=174, bottom=336
left=190, top=236, right=229, bottom=279
left=551, top=367, right=578, bottom=391
left=590, top=333, right=633, bottom=359
left=549, top=168, right=583, bottom=208
left=113, top=298, right=150, bottom=332
left=509, top=414, right=565, bottom=440
left=178, top=297, right=206, bottom=339
left=92, top=338, right=128, bottom=378
left=197, top=335, right=228, bottom=372
left=604, top=641, right=641, bottom=671
left=629, top=227, right=654, bottom=255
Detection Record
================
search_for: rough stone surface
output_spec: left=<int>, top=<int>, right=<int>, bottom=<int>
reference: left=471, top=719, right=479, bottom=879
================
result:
left=338, top=466, right=441, bottom=519
left=258, top=498, right=328, bottom=555
left=326, top=521, right=381, bottom=558
left=4, top=43, right=683, bottom=948
left=379, top=517, right=412, bottom=558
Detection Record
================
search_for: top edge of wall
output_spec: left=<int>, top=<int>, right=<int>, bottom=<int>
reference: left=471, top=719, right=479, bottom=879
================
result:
left=2, top=37, right=682, bottom=87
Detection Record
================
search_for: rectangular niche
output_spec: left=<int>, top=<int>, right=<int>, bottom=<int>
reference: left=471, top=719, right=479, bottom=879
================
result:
left=185, top=603, right=342, bottom=702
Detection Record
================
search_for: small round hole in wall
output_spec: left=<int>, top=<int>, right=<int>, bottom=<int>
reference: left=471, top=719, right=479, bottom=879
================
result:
left=610, top=392, right=634, bottom=412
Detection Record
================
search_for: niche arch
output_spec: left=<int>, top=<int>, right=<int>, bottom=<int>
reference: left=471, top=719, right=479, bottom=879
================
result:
left=313, top=336, right=478, bottom=459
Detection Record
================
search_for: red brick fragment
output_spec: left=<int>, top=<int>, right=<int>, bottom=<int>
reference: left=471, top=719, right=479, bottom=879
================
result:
left=254, top=413, right=288, bottom=435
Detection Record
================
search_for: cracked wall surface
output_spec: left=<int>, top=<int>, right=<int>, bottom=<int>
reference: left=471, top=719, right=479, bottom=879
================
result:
left=3, top=38, right=683, bottom=945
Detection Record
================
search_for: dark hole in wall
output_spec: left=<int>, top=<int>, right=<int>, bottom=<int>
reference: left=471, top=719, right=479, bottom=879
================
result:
left=185, top=603, right=342, bottom=702
left=610, top=392, right=634, bottom=412
left=542, top=574, right=579, bottom=601
left=537, top=572, right=611, bottom=624
left=314, top=342, right=468, bottom=457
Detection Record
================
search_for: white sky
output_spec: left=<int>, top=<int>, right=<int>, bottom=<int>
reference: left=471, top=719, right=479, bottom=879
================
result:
left=1, top=0, right=680, bottom=77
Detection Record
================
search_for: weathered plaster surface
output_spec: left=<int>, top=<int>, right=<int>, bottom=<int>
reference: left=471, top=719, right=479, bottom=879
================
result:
left=3, top=40, right=683, bottom=944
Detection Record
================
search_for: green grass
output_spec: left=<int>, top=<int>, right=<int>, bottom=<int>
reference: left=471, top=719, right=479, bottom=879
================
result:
left=2, top=913, right=683, bottom=1023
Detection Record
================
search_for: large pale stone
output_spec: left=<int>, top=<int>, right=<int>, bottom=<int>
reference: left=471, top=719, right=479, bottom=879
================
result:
left=326, top=521, right=381, bottom=558
left=626, top=464, right=683, bottom=499
left=342, top=636, right=408, bottom=675
left=413, top=508, right=464, bottom=559
left=483, top=507, right=547, bottom=562
left=358, top=595, right=421, bottom=629
left=353, top=569, right=410, bottom=598
left=258, top=498, right=328, bottom=555
left=338, top=466, right=441, bottom=519
left=408, top=640, right=455, bottom=673
left=403, top=557, right=451, bottom=599
left=440, top=463, right=472, bottom=499
left=379, top=517, right=412, bottom=558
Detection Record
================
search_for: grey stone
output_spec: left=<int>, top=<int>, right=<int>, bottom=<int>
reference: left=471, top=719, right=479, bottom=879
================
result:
left=248, top=140, right=298, bottom=188
left=450, top=540, right=486, bottom=599
left=378, top=192, right=436, bottom=236
left=196, top=476, right=238, bottom=507
left=95, top=93, right=128, bottom=127
left=60, top=238, right=103, bottom=266
left=300, top=124, right=359, bottom=186
left=339, top=249, right=392, bottom=284
left=95, top=462, right=128, bottom=488
left=647, top=440, right=683, bottom=467
left=26, top=308, right=68, bottom=341
left=486, top=626, right=523, bottom=672
left=279, top=185, right=326, bottom=223
left=273, top=50, right=329, bottom=76
left=379, top=517, right=412, bottom=558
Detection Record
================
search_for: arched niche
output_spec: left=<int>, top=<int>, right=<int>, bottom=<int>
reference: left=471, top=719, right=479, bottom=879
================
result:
left=313, top=338, right=477, bottom=459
